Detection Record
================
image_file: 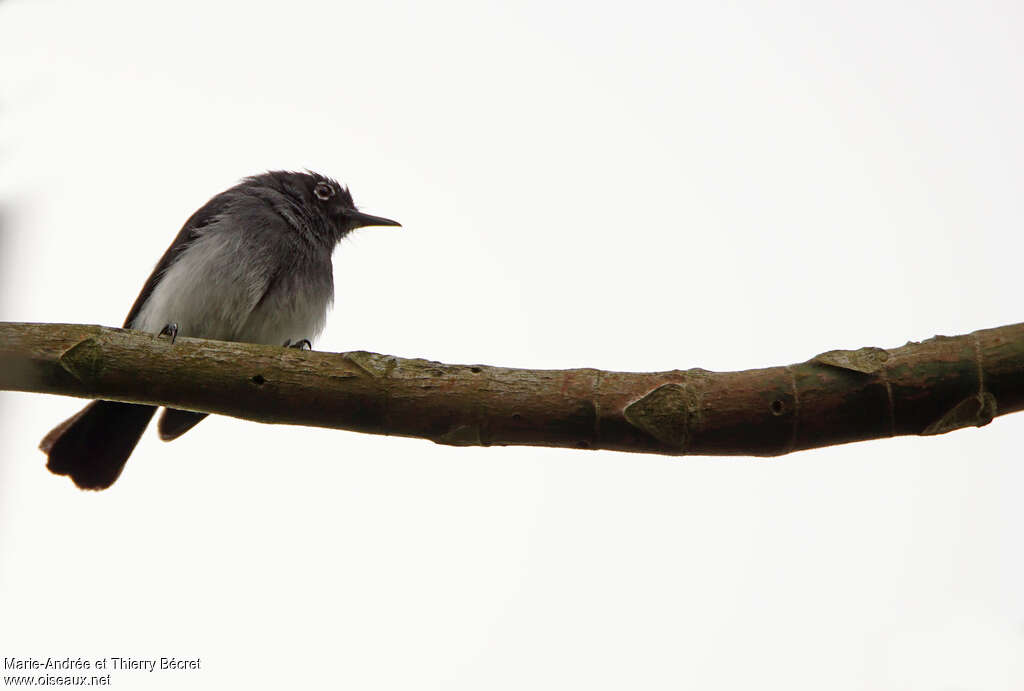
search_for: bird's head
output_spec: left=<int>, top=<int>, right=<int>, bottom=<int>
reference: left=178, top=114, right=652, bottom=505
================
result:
left=246, top=170, right=400, bottom=244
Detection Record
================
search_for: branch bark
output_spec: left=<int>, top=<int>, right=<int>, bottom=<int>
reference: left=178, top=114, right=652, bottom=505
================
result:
left=2, top=321, right=1022, bottom=456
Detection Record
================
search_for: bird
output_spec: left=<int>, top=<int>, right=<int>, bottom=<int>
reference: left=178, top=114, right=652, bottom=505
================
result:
left=40, top=170, right=400, bottom=490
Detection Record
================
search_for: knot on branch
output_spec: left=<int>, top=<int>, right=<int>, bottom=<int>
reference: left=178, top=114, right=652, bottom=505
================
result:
left=59, top=338, right=105, bottom=384
left=813, top=347, right=889, bottom=374
left=623, top=383, right=692, bottom=450
left=436, top=424, right=484, bottom=446
left=922, top=391, right=997, bottom=435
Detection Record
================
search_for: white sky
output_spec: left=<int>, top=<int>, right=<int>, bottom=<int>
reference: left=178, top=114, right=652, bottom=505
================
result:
left=2, top=0, right=1023, bottom=688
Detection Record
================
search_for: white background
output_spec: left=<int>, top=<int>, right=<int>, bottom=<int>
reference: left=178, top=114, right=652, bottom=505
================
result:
left=2, top=1, right=1023, bottom=688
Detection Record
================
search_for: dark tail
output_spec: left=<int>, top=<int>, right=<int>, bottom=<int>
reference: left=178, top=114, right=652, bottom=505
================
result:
left=41, top=401, right=157, bottom=490
left=158, top=408, right=208, bottom=441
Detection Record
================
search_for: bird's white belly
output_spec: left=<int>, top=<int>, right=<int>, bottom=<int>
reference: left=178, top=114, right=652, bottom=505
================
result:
left=130, top=230, right=331, bottom=346
left=236, top=281, right=330, bottom=346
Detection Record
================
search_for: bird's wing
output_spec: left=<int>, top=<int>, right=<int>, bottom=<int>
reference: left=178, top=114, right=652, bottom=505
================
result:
left=123, top=193, right=235, bottom=329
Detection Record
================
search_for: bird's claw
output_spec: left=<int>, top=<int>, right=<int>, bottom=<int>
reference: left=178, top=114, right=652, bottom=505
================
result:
left=283, top=338, right=312, bottom=351
left=158, top=323, right=179, bottom=343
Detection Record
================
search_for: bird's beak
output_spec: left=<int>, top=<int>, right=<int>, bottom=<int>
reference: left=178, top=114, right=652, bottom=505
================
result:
left=344, top=210, right=401, bottom=229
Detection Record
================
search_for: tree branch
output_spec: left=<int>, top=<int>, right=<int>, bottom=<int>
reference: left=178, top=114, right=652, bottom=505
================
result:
left=2, top=321, right=1022, bottom=456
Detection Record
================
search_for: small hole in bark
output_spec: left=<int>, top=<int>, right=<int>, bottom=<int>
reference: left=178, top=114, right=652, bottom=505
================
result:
left=512, top=413, right=523, bottom=422
left=252, top=374, right=266, bottom=386
left=770, top=399, right=785, bottom=415
left=470, top=366, right=482, bottom=374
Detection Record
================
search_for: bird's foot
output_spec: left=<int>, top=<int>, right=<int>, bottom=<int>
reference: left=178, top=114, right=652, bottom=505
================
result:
left=158, top=323, right=179, bottom=344
left=283, top=338, right=312, bottom=351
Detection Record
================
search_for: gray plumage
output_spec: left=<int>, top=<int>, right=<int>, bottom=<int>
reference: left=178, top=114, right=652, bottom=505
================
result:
left=41, top=170, right=399, bottom=490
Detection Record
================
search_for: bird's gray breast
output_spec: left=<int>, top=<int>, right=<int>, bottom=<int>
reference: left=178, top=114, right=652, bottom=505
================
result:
left=236, top=257, right=334, bottom=345
left=130, top=221, right=334, bottom=346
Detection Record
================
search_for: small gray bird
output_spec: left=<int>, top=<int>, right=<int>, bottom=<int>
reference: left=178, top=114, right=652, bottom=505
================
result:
left=40, top=170, right=400, bottom=490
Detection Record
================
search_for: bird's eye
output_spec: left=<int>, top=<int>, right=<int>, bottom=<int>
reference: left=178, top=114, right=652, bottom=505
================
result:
left=314, top=182, right=334, bottom=201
